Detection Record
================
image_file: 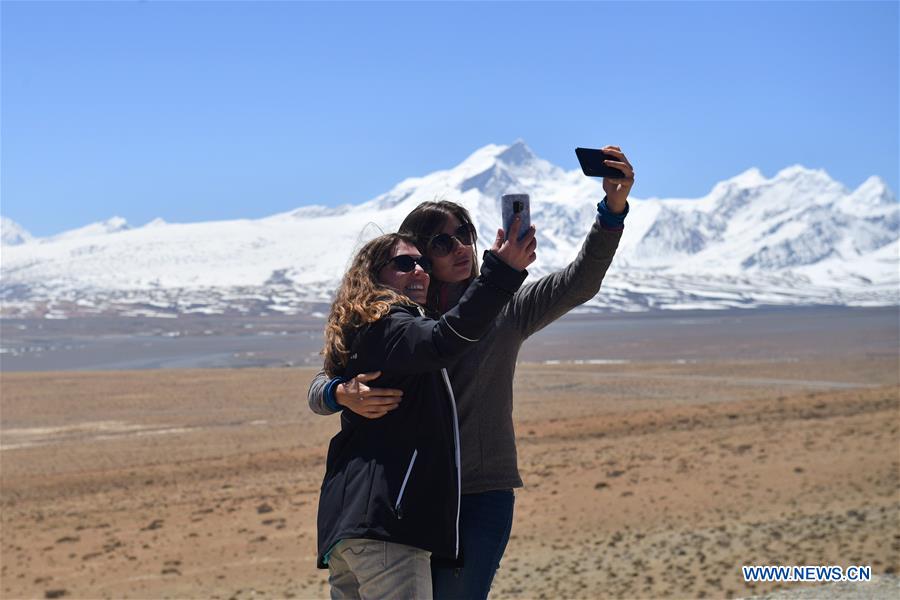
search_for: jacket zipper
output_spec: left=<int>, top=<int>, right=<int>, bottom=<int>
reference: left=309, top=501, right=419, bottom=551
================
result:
left=413, top=306, right=461, bottom=556
left=440, top=368, right=462, bottom=559
left=394, top=448, right=418, bottom=519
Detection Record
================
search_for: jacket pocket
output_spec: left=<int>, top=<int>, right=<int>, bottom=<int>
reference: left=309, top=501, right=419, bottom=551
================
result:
left=394, top=449, right=418, bottom=519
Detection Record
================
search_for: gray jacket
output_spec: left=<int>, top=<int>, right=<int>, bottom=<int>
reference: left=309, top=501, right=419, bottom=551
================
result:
left=308, top=216, right=623, bottom=494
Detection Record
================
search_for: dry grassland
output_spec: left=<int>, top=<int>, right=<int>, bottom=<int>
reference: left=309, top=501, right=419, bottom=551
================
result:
left=1, top=358, right=898, bottom=599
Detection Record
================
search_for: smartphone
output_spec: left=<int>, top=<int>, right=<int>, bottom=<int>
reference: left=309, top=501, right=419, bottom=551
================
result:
left=501, top=194, right=531, bottom=241
left=575, top=147, right=625, bottom=179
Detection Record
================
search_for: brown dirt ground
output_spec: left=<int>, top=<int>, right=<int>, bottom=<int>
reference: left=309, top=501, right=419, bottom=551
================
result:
left=1, top=358, right=898, bottom=599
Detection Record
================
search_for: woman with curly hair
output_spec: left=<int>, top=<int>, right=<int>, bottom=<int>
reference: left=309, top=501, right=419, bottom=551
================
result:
left=317, top=226, right=535, bottom=600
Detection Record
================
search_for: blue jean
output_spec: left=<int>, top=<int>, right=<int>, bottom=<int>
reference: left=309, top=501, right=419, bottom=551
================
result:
left=431, top=490, right=515, bottom=600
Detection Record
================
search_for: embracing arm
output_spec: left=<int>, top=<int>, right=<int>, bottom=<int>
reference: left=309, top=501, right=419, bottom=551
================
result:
left=308, top=368, right=404, bottom=418
left=307, top=369, right=341, bottom=415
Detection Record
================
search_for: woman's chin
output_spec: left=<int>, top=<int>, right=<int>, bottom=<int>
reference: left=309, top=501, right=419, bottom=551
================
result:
left=453, top=265, right=471, bottom=279
left=433, top=269, right=469, bottom=284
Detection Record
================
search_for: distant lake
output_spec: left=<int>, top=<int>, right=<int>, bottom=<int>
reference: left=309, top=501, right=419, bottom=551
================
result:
left=1, top=306, right=897, bottom=372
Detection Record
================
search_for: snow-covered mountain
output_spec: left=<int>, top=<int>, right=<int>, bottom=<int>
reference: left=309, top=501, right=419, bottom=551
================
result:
left=1, top=141, right=897, bottom=318
left=47, top=216, right=131, bottom=242
left=1, top=217, right=33, bottom=247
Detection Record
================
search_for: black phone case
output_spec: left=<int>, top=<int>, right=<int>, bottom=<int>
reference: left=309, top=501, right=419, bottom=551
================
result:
left=575, top=147, right=625, bottom=178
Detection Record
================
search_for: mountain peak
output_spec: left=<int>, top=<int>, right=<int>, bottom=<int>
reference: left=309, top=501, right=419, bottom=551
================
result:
left=105, top=216, right=129, bottom=230
left=774, top=164, right=832, bottom=182
left=457, top=140, right=545, bottom=196
left=495, top=139, right=536, bottom=167
left=727, top=167, right=766, bottom=188
left=1, top=216, right=34, bottom=246
left=852, top=176, right=896, bottom=205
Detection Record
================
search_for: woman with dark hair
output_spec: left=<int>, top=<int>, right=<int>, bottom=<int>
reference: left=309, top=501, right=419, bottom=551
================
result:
left=317, top=229, right=535, bottom=599
left=398, top=200, right=481, bottom=311
left=311, top=145, right=634, bottom=598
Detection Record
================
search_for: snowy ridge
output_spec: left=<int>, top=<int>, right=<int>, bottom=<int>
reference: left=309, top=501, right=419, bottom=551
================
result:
left=1, top=141, right=897, bottom=318
left=1, top=217, right=33, bottom=247
left=47, top=216, right=131, bottom=242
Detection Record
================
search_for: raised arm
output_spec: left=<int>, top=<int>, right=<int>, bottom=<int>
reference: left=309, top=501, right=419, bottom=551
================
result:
left=364, top=250, right=528, bottom=375
left=508, top=145, right=634, bottom=338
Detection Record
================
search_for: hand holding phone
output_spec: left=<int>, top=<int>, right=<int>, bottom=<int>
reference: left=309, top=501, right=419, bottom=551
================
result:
left=575, top=147, right=626, bottom=179
left=491, top=208, right=537, bottom=272
left=501, top=194, right=531, bottom=241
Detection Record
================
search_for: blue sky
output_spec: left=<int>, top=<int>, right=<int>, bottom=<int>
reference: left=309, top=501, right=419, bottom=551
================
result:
left=2, top=1, right=897, bottom=237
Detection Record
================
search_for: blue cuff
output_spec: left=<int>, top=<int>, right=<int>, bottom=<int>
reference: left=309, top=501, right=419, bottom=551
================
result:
left=324, top=377, right=347, bottom=413
left=597, top=197, right=629, bottom=231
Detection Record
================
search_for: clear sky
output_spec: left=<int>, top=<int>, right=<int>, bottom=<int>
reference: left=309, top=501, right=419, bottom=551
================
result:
left=2, top=0, right=897, bottom=237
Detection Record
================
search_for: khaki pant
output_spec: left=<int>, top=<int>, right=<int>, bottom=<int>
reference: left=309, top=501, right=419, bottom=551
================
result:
left=328, top=538, right=433, bottom=600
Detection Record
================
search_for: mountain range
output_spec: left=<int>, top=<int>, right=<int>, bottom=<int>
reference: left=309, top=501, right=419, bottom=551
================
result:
left=2, top=141, right=897, bottom=318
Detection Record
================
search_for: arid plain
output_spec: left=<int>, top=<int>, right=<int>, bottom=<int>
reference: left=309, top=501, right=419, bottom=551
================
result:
left=1, top=307, right=898, bottom=599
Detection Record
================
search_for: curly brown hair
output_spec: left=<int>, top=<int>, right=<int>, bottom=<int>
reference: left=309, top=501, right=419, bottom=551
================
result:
left=323, top=233, right=421, bottom=377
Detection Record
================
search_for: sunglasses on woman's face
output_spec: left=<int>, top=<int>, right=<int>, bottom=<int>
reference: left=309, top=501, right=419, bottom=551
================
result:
left=380, top=254, right=433, bottom=274
left=427, top=223, right=477, bottom=258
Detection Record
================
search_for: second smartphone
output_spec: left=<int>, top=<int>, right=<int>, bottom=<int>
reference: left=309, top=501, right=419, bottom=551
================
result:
left=501, top=194, right=531, bottom=241
left=575, top=147, right=625, bottom=179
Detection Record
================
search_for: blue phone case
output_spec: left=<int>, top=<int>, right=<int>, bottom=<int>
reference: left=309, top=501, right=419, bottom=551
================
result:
left=501, top=194, right=531, bottom=241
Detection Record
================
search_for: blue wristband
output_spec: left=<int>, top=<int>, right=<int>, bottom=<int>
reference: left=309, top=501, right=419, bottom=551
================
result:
left=324, top=377, right=347, bottom=413
left=597, top=197, right=628, bottom=231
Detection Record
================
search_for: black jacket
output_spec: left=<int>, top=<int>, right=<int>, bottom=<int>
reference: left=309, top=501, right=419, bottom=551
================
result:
left=316, top=251, right=526, bottom=568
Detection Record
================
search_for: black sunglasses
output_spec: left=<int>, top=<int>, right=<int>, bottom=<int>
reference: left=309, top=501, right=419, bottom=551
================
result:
left=379, top=254, right=433, bottom=274
left=427, top=223, right=477, bottom=258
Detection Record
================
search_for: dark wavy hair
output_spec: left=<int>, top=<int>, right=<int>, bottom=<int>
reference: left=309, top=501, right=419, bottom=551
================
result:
left=398, top=200, right=478, bottom=310
left=323, top=232, right=420, bottom=377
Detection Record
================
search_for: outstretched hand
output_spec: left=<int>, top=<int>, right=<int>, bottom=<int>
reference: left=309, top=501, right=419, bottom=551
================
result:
left=600, top=145, right=635, bottom=213
left=491, top=217, right=537, bottom=271
left=336, top=371, right=403, bottom=419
